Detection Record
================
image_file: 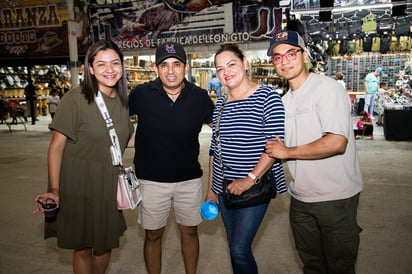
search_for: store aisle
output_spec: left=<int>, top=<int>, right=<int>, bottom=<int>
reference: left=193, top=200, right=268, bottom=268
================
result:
left=0, top=116, right=411, bottom=274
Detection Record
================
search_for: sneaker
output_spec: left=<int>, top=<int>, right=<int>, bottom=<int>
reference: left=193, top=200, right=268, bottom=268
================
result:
left=355, top=135, right=361, bottom=140
left=366, top=135, right=373, bottom=140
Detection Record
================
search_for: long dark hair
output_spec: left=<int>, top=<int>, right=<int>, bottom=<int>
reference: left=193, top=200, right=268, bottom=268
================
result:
left=214, top=43, right=245, bottom=65
left=82, top=40, right=128, bottom=107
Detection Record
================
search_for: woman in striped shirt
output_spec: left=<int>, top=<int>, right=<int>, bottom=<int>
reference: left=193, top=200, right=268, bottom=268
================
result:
left=205, top=43, right=287, bottom=274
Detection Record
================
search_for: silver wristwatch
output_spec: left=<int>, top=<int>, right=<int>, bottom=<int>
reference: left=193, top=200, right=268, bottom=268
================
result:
left=248, top=172, right=261, bottom=184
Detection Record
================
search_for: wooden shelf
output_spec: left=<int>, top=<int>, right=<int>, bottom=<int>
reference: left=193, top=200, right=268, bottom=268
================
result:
left=126, top=67, right=156, bottom=89
left=252, top=76, right=280, bottom=79
left=192, top=67, right=215, bottom=69
left=126, top=67, right=154, bottom=71
left=251, top=63, right=274, bottom=67
left=250, top=63, right=286, bottom=88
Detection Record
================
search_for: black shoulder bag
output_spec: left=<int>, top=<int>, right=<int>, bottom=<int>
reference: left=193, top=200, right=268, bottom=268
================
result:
left=216, top=96, right=277, bottom=209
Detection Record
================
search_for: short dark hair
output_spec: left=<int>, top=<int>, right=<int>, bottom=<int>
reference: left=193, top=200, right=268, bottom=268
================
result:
left=359, top=111, right=369, bottom=118
left=50, top=88, right=59, bottom=94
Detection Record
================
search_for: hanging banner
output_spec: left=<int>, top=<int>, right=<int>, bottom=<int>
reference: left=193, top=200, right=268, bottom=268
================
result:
left=0, top=0, right=90, bottom=61
left=88, top=0, right=285, bottom=50
left=1, top=0, right=288, bottom=59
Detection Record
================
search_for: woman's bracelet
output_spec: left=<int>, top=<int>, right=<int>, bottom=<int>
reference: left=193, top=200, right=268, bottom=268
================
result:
left=50, top=188, right=61, bottom=194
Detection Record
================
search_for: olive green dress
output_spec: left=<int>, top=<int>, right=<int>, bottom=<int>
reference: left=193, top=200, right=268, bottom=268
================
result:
left=46, top=87, right=134, bottom=252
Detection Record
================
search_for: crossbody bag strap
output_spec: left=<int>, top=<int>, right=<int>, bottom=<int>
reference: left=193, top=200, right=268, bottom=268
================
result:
left=95, top=91, right=123, bottom=167
left=215, top=95, right=228, bottom=178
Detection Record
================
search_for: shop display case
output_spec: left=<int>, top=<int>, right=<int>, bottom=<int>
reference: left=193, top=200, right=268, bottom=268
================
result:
left=126, top=67, right=156, bottom=91
left=192, top=68, right=215, bottom=91
left=0, top=65, right=71, bottom=116
left=330, top=53, right=411, bottom=92
left=0, top=67, right=27, bottom=100
left=250, top=63, right=283, bottom=87
left=190, top=59, right=286, bottom=92
left=125, top=57, right=156, bottom=91
left=189, top=58, right=215, bottom=90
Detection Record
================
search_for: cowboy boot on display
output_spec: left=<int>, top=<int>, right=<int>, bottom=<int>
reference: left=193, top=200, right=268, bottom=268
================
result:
left=251, top=8, right=269, bottom=38
left=267, top=8, right=282, bottom=37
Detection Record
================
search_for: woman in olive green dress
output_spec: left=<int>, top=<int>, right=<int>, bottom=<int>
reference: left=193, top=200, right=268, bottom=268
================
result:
left=34, top=40, right=134, bottom=273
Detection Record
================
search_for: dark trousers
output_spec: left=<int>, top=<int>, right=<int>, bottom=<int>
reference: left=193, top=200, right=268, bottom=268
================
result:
left=354, top=125, right=373, bottom=136
left=290, top=194, right=362, bottom=274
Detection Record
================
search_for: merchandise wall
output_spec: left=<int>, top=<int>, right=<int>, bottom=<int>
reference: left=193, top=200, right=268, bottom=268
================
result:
left=124, top=56, right=156, bottom=92
left=331, top=53, right=412, bottom=91
left=0, top=65, right=72, bottom=117
left=1, top=51, right=411, bottom=116
left=188, top=49, right=286, bottom=92
left=293, top=3, right=412, bottom=93
left=1, top=1, right=411, bottom=110
left=123, top=49, right=412, bottom=94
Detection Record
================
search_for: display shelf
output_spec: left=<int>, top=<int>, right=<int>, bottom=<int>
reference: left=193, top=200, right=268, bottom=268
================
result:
left=252, top=76, right=280, bottom=79
left=0, top=65, right=71, bottom=116
left=192, top=67, right=215, bottom=90
left=0, top=89, right=25, bottom=98
left=330, top=53, right=411, bottom=92
left=251, top=63, right=274, bottom=67
left=126, top=67, right=156, bottom=90
left=250, top=63, right=284, bottom=87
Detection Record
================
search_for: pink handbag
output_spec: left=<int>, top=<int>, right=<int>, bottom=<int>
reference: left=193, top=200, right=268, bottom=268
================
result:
left=117, top=167, right=142, bottom=210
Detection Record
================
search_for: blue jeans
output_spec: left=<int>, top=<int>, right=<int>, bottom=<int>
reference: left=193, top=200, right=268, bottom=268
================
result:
left=364, top=93, right=376, bottom=116
left=218, top=195, right=269, bottom=274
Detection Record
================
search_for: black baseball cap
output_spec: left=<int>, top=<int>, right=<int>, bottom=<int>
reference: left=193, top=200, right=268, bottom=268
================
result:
left=155, top=42, right=187, bottom=65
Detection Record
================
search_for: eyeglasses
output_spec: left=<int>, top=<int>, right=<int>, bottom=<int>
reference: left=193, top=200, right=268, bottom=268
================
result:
left=271, top=49, right=304, bottom=65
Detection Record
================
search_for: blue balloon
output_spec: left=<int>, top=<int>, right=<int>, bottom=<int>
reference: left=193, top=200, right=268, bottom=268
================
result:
left=200, top=201, right=219, bottom=220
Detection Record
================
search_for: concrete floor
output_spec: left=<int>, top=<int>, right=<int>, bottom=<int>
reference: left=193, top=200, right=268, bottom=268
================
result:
left=0, top=116, right=411, bottom=274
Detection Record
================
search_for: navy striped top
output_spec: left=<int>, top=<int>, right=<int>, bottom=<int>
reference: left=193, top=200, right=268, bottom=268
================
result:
left=209, top=85, right=287, bottom=195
